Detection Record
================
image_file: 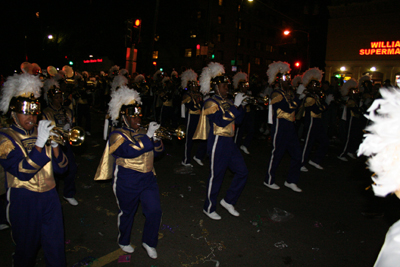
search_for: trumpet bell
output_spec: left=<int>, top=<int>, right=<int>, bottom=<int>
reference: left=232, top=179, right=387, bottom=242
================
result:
left=47, top=66, right=58, bottom=77
left=69, top=126, right=85, bottom=146
left=174, top=125, right=186, bottom=140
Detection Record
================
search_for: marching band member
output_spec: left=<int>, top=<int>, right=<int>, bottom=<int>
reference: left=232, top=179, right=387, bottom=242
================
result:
left=337, top=79, right=362, bottom=161
left=232, top=71, right=254, bottom=155
left=263, top=61, right=302, bottom=192
left=298, top=68, right=331, bottom=172
left=180, top=69, right=207, bottom=167
left=94, top=86, right=163, bottom=259
left=42, top=81, right=79, bottom=206
left=194, top=62, right=248, bottom=220
left=0, top=73, right=68, bottom=266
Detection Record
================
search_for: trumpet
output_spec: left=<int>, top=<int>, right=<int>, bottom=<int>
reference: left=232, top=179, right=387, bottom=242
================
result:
left=233, top=92, right=269, bottom=106
left=48, top=125, right=86, bottom=146
left=142, top=124, right=186, bottom=140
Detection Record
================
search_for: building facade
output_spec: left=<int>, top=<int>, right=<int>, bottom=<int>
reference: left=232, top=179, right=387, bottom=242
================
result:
left=325, top=0, right=400, bottom=86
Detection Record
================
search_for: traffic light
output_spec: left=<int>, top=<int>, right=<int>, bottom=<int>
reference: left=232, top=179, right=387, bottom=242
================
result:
left=69, top=61, right=73, bottom=66
left=131, top=19, right=142, bottom=45
left=134, top=19, right=141, bottom=28
left=153, top=61, right=157, bottom=66
left=295, top=62, right=301, bottom=67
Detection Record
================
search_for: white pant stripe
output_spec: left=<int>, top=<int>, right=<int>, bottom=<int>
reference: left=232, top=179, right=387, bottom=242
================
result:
left=207, top=135, right=219, bottom=213
left=112, top=165, right=123, bottom=244
left=267, top=118, right=279, bottom=184
left=340, top=116, right=353, bottom=157
left=183, top=113, right=191, bottom=163
left=302, top=117, right=314, bottom=163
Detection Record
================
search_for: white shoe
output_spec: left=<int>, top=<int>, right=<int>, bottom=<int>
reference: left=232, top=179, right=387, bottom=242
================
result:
left=240, top=145, right=250, bottom=154
left=263, top=129, right=270, bottom=135
left=203, top=210, right=222, bottom=220
left=337, top=156, right=348, bottom=162
left=220, top=199, right=239, bottom=217
left=193, top=156, right=204, bottom=166
left=309, top=160, right=324, bottom=170
left=86, top=131, right=91, bottom=136
left=142, top=243, right=157, bottom=259
left=63, top=197, right=78, bottom=206
left=263, top=182, right=280, bottom=190
left=284, top=181, right=302, bottom=192
left=181, top=161, right=193, bottom=167
left=0, top=224, right=9, bottom=230
left=300, top=166, right=308, bottom=172
left=347, top=152, right=356, bottom=159
left=119, top=244, right=134, bottom=253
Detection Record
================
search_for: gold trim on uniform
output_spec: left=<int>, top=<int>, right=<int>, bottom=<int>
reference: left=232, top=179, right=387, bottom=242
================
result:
left=189, top=110, right=201, bottom=115
left=270, top=92, right=283, bottom=105
left=311, top=111, right=322, bottom=118
left=154, top=141, right=164, bottom=152
left=213, top=122, right=235, bottom=137
left=0, top=137, right=15, bottom=159
left=304, top=97, right=316, bottom=107
left=182, top=94, right=191, bottom=104
left=18, top=160, right=39, bottom=173
left=129, top=138, right=144, bottom=151
left=115, top=151, right=154, bottom=173
left=277, top=108, right=296, bottom=122
left=58, top=153, right=68, bottom=168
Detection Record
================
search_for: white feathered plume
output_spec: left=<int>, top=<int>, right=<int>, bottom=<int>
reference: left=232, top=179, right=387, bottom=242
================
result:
left=134, top=74, right=145, bottom=83
left=296, top=84, right=306, bottom=95
left=232, top=72, right=248, bottom=89
left=153, top=70, right=162, bottom=81
left=180, top=69, right=198, bottom=89
left=199, top=62, right=225, bottom=95
left=108, top=86, right=142, bottom=123
left=291, top=75, right=302, bottom=88
left=340, top=78, right=358, bottom=96
left=358, top=88, right=400, bottom=197
left=111, top=75, right=128, bottom=92
left=119, top=69, right=129, bottom=77
left=358, top=75, right=370, bottom=88
left=171, top=70, right=178, bottom=78
left=302, top=68, right=323, bottom=87
left=0, top=73, right=42, bottom=113
left=43, top=78, right=60, bottom=104
left=109, top=65, right=120, bottom=76
left=162, top=76, right=171, bottom=85
left=266, top=61, right=291, bottom=85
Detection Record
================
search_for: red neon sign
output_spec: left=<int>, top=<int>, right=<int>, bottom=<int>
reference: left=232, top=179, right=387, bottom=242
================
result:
left=360, top=41, right=400, bottom=55
left=83, top=59, right=103, bottom=63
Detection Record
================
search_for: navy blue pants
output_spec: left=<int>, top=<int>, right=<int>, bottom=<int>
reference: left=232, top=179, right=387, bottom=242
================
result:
left=7, top=187, right=65, bottom=267
left=234, top=110, right=255, bottom=148
left=301, top=117, right=329, bottom=165
left=182, top=113, right=207, bottom=164
left=113, top=167, right=162, bottom=248
left=339, top=116, right=362, bottom=157
left=55, top=143, right=77, bottom=198
left=204, top=136, right=248, bottom=213
left=265, top=118, right=301, bottom=185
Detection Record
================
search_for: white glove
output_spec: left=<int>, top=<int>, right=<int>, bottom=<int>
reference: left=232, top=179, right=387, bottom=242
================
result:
left=234, top=92, right=246, bottom=107
left=62, top=123, right=71, bottom=131
left=50, top=132, right=59, bottom=148
left=325, top=94, right=334, bottom=105
left=299, top=93, right=306, bottom=100
left=35, top=120, right=55, bottom=148
left=146, top=122, right=160, bottom=139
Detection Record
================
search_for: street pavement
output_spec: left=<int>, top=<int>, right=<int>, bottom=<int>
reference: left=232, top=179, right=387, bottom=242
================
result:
left=2, top=111, right=400, bottom=267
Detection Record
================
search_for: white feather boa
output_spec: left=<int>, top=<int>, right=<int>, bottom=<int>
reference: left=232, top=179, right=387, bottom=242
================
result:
left=358, top=88, right=400, bottom=197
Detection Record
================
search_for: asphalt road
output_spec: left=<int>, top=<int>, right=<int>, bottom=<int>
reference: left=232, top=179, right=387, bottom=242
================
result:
left=1, top=111, right=400, bottom=267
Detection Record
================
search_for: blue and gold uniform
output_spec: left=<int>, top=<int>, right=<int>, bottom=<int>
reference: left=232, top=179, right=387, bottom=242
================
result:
left=181, top=91, right=207, bottom=165
left=265, top=88, right=302, bottom=187
left=195, top=94, right=248, bottom=214
left=100, top=127, right=164, bottom=248
left=300, top=92, right=329, bottom=167
left=0, top=124, right=68, bottom=266
left=42, top=104, right=78, bottom=202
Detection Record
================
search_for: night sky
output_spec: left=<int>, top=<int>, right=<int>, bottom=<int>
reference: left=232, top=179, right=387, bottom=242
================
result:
left=0, top=0, right=330, bottom=76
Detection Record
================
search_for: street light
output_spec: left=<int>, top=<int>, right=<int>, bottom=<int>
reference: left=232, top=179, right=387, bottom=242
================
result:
left=283, top=29, right=310, bottom=69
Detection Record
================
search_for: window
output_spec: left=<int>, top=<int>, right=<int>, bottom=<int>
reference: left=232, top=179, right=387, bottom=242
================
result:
left=266, top=44, right=274, bottom=53
left=255, top=58, right=260, bottom=65
left=255, top=42, right=261, bottom=50
left=152, top=51, right=158, bottom=59
left=238, top=38, right=241, bottom=47
left=218, top=16, right=222, bottom=24
left=235, top=20, right=242, bottom=29
left=218, top=0, right=223, bottom=6
left=238, top=4, right=241, bottom=12
left=185, top=49, right=192, bottom=57
left=217, top=33, right=224, bottom=42
left=197, top=11, right=201, bottom=19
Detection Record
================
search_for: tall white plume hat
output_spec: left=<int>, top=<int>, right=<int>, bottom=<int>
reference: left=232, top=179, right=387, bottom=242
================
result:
left=180, top=69, right=198, bottom=89
left=0, top=73, right=42, bottom=115
left=108, top=86, right=142, bottom=123
left=266, top=61, right=291, bottom=85
left=302, top=67, right=324, bottom=87
left=340, top=78, right=358, bottom=96
left=232, top=72, right=248, bottom=90
left=199, top=62, right=228, bottom=95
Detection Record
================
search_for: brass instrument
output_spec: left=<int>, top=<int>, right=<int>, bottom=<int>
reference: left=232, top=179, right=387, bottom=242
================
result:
left=245, top=95, right=269, bottom=106
left=142, top=124, right=186, bottom=140
left=47, top=66, right=58, bottom=77
left=48, top=125, right=86, bottom=146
